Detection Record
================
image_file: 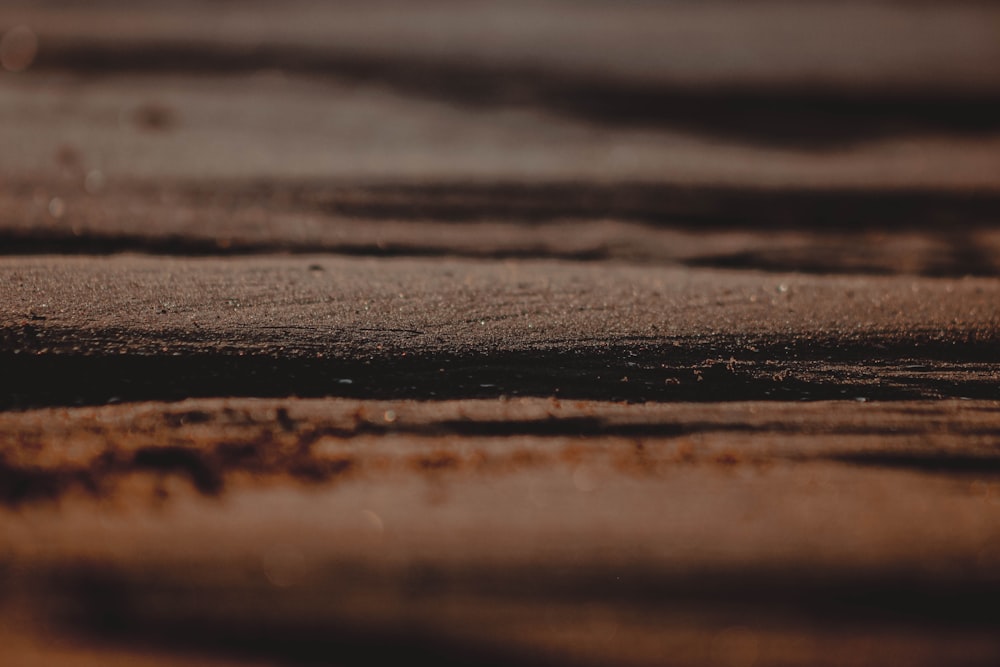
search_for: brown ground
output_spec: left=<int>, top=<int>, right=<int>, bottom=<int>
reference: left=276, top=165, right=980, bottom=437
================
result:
left=2, top=2, right=1000, bottom=666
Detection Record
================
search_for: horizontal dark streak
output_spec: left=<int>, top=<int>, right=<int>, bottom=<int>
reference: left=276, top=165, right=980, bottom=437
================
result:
left=30, top=39, right=1000, bottom=148
left=0, top=230, right=611, bottom=262
left=830, top=452, right=1000, bottom=475
left=3, top=182, right=1000, bottom=274
left=683, top=247, right=1000, bottom=278
left=4, top=229, right=999, bottom=277
left=11, top=180, right=998, bottom=230
left=53, top=567, right=576, bottom=667
left=47, top=561, right=1000, bottom=656
left=2, top=335, right=998, bottom=409
left=299, top=183, right=1000, bottom=229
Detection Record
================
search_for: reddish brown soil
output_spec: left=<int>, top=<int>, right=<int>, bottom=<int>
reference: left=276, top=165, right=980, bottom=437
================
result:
left=2, top=2, right=1000, bottom=666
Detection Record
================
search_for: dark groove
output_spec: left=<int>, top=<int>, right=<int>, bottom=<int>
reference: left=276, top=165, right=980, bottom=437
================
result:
left=684, top=247, right=1000, bottom=277
left=0, top=230, right=610, bottom=262
left=47, top=561, right=1000, bottom=665
left=388, top=563, right=1000, bottom=629
left=830, top=452, right=1000, bottom=475
left=431, top=417, right=1000, bottom=439
left=3, top=183, right=1000, bottom=277
left=3, top=227, right=998, bottom=277
left=300, top=182, right=1000, bottom=229
left=14, top=229, right=999, bottom=278
left=56, top=567, right=579, bottom=667
left=32, top=39, right=1000, bottom=148
left=9, top=181, right=1000, bottom=230
left=2, top=332, right=998, bottom=410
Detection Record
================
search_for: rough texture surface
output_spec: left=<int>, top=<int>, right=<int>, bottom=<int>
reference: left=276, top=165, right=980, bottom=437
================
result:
left=2, top=255, right=999, bottom=410
left=2, top=2, right=1000, bottom=666
left=4, top=397, right=1000, bottom=666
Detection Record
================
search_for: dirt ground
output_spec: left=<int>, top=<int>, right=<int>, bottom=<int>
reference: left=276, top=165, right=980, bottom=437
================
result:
left=2, top=2, right=1000, bottom=666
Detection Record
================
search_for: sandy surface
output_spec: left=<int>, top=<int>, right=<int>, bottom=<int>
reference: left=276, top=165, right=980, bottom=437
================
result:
left=2, top=2, right=1000, bottom=666
left=4, top=397, right=1000, bottom=666
left=2, top=255, right=998, bottom=409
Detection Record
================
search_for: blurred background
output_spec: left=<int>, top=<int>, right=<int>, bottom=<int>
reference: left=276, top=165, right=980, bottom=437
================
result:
left=3, top=0, right=1000, bottom=183
left=2, top=0, right=1000, bottom=274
